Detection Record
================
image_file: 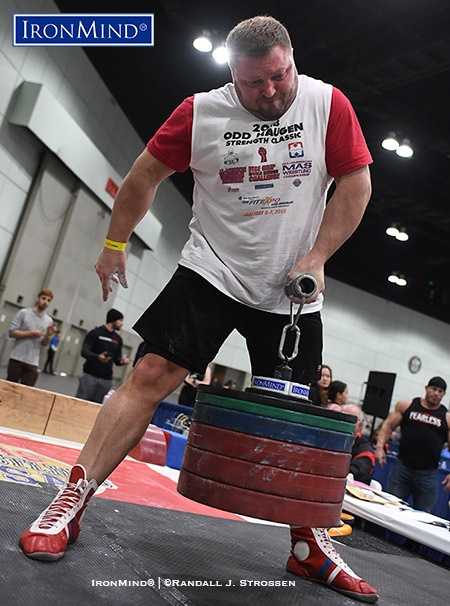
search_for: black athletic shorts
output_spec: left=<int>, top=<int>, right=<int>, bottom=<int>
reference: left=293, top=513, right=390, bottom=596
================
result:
left=133, top=266, right=322, bottom=385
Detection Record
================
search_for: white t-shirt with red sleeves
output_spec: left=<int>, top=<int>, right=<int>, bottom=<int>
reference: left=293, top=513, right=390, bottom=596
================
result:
left=148, top=74, right=372, bottom=314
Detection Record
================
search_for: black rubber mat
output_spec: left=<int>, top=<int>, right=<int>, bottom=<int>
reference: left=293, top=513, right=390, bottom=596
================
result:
left=1, top=481, right=448, bottom=605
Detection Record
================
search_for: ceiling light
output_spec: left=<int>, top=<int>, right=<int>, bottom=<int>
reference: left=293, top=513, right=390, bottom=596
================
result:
left=388, top=273, right=399, bottom=284
left=193, top=33, right=213, bottom=53
left=386, top=224, right=399, bottom=237
left=388, top=272, right=408, bottom=286
left=212, top=45, right=228, bottom=64
left=395, top=228, right=409, bottom=242
left=396, top=139, right=414, bottom=158
left=381, top=132, right=399, bottom=151
left=386, top=223, right=409, bottom=241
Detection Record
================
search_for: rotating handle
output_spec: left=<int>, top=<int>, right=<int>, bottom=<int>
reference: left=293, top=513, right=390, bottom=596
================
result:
left=285, top=274, right=318, bottom=299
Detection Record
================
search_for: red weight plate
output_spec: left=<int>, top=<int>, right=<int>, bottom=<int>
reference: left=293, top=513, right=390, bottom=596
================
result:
left=188, top=421, right=351, bottom=478
left=192, top=403, right=353, bottom=452
left=177, top=470, right=342, bottom=527
left=182, top=445, right=346, bottom=503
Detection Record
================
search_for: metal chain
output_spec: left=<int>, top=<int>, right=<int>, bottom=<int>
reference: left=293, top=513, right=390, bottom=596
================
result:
left=277, top=297, right=306, bottom=364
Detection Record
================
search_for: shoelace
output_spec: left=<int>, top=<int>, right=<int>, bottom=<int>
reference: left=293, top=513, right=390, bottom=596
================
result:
left=315, top=529, right=355, bottom=575
left=39, top=480, right=87, bottom=528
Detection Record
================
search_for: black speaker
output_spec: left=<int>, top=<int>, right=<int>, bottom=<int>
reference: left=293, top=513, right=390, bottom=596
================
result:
left=362, top=371, right=396, bottom=419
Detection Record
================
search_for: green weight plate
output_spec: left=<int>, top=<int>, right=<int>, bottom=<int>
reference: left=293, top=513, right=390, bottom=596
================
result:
left=196, top=391, right=355, bottom=434
left=197, top=384, right=357, bottom=424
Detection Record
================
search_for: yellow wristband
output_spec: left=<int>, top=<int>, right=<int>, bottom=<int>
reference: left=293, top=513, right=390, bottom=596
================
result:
left=104, top=238, right=126, bottom=251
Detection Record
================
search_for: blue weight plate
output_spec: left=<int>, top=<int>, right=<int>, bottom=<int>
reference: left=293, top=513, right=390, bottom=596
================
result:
left=192, top=402, right=353, bottom=453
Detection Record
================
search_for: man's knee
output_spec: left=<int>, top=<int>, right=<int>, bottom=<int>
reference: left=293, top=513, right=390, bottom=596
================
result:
left=129, top=353, right=187, bottom=394
left=133, top=353, right=184, bottom=376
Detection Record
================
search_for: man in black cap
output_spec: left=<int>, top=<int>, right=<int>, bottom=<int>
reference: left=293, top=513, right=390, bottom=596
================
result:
left=375, top=377, right=450, bottom=511
left=75, top=309, right=131, bottom=403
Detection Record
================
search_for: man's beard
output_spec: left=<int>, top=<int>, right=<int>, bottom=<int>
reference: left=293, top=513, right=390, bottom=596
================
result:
left=235, top=85, right=296, bottom=121
left=426, top=394, right=441, bottom=406
left=234, top=73, right=297, bottom=121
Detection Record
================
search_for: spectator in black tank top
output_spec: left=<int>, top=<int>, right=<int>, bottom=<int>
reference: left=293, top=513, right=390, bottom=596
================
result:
left=375, top=376, right=450, bottom=512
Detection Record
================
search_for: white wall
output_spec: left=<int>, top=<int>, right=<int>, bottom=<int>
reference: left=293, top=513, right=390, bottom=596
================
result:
left=0, top=0, right=186, bottom=351
left=322, top=278, right=450, bottom=410
left=0, top=0, right=449, bottom=410
left=0, top=0, right=145, bottom=269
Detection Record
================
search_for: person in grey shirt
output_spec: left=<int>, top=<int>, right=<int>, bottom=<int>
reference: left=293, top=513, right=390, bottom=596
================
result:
left=7, top=288, right=56, bottom=386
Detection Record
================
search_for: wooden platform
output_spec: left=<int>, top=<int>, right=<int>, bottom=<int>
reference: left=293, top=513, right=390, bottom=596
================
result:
left=0, top=378, right=101, bottom=443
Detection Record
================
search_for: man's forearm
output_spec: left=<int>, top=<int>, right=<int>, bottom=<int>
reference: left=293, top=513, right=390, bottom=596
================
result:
left=375, top=425, right=392, bottom=450
left=106, top=171, right=157, bottom=243
left=310, top=166, right=371, bottom=264
left=106, top=149, right=174, bottom=243
left=11, top=330, right=34, bottom=339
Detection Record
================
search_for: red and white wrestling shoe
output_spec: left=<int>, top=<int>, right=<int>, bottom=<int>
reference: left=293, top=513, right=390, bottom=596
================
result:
left=19, top=465, right=98, bottom=561
left=286, top=527, right=379, bottom=603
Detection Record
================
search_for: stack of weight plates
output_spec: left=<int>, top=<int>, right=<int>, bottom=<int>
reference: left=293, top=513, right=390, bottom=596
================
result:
left=177, top=385, right=356, bottom=527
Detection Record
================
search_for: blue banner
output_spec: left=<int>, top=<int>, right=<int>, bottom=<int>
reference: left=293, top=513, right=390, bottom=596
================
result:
left=13, top=13, right=154, bottom=47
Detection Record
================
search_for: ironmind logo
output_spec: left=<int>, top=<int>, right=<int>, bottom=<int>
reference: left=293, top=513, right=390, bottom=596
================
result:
left=12, top=14, right=154, bottom=47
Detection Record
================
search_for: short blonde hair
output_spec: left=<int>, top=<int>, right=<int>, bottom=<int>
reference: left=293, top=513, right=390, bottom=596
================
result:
left=226, top=15, right=293, bottom=68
